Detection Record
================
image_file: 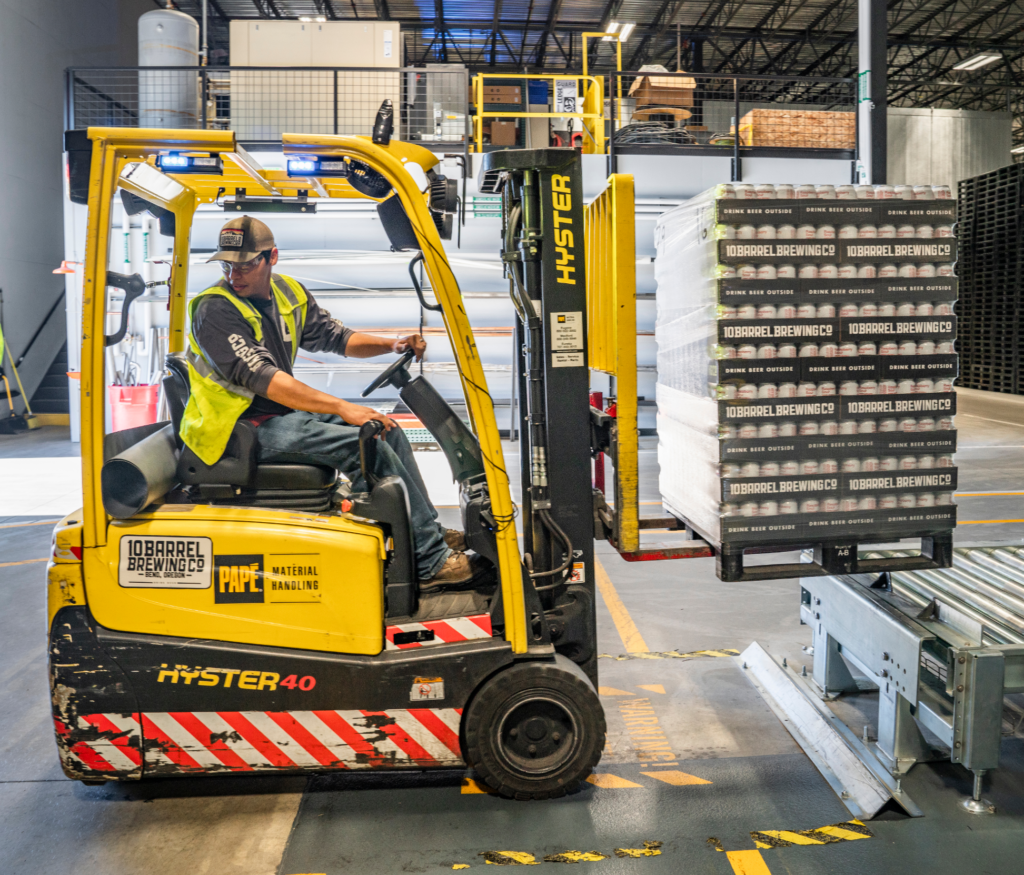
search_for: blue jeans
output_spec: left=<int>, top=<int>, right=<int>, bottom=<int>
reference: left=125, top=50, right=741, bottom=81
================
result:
left=255, top=412, right=451, bottom=579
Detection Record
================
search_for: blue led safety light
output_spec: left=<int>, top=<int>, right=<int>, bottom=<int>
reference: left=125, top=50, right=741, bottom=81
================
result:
left=157, top=153, right=223, bottom=174
left=287, top=159, right=318, bottom=175
left=159, top=154, right=189, bottom=168
left=285, top=157, right=350, bottom=178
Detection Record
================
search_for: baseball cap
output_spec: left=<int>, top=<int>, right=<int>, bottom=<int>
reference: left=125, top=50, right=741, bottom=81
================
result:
left=207, top=215, right=276, bottom=263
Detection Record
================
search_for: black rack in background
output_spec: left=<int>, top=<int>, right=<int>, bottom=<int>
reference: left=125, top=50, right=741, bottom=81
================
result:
left=957, top=165, right=1023, bottom=394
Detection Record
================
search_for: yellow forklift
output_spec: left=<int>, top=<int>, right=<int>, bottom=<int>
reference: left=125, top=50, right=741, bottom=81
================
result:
left=48, top=123, right=629, bottom=799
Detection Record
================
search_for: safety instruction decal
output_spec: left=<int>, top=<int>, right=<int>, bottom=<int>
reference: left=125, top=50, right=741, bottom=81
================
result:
left=119, top=536, right=212, bottom=589
left=411, top=677, right=445, bottom=701
left=550, top=311, right=584, bottom=350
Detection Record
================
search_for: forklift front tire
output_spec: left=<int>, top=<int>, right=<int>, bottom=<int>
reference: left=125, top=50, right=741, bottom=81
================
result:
left=463, top=658, right=605, bottom=800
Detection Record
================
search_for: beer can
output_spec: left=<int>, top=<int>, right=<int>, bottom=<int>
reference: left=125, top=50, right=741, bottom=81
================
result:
left=862, top=457, right=881, bottom=472
left=777, top=303, right=798, bottom=320
left=914, top=378, right=935, bottom=394
left=738, top=263, right=758, bottom=280
left=756, top=264, right=778, bottom=280
left=797, top=381, right=817, bottom=396
left=780, top=499, right=799, bottom=514
left=718, top=305, right=738, bottom=321
left=898, top=264, right=918, bottom=278
left=839, top=380, right=859, bottom=395
left=757, top=224, right=777, bottom=239
left=759, top=500, right=779, bottom=517
left=859, top=302, right=879, bottom=317
left=741, top=461, right=761, bottom=478
left=737, top=383, right=758, bottom=399
left=839, top=224, right=859, bottom=239
left=858, top=495, right=878, bottom=510
left=899, top=417, right=917, bottom=432
left=878, top=263, right=898, bottom=278
left=934, top=185, right=952, bottom=199
left=898, top=493, right=917, bottom=508
left=800, top=498, right=821, bottom=513
left=820, top=458, right=839, bottom=474
left=737, top=303, right=757, bottom=319
left=917, top=417, right=935, bottom=432
left=938, top=454, right=954, bottom=467
left=937, top=263, right=955, bottom=277
left=739, top=422, right=759, bottom=439
left=877, top=224, right=896, bottom=238
left=917, top=340, right=936, bottom=356
left=778, top=381, right=798, bottom=397
left=934, top=376, right=954, bottom=392
left=720, top=265, right=738, bottom=278
left=839, top=342, right=859, bottom=357
left=899, top=455, right=917, bottom=470
left=796, top=224, right=816, bottom=240
left=755, top=184, right=777, bottom=199
left=779, top=421, right=798, bottom=437
left=857, top=264, right=878, bottom=278
left=819, top=342, right=839, bottom=357
left=858, top=341, right=878, bottom=357
left=740, top=501, right=759, bottom=517
left=720, top=502, right=739, bottom=516
left=916, top=264, right=936, bottom=278
left=721, top=462, right=742, bottom=477
left=879, top=380, right=898, bottom=394
left=816, top=185, right=837, bottom=199
left=918, top=454, right=936, bottom=469
left=797, top=303, right=817, bottom=318
left=859, top=224, right=878, bottom=238
left=738, top=343, right=757, bottom=359
left=737, top=223, right=757, bottom=239
left=840, top=497, right=859, bottom=512
left=818, top=381, right=837, bottom=396
left=936, top=492, right=954, bottom=506
left=836, top=184, right=857, bottom=200
left=896, top=378, right=915, bottom=394
left=777, top=264, right=797, bottom=278
left=936, top=224, right=954, bottom=237
left=841, top=458, right=860, bottom=473
left=916, top=224, right=935, bottom=239
left=735, top=183, right=756, bottom=199
left=757, top=383, right=778, bottom=399
left=838, top=264, right=857, bottom=279
left=934, top=303, right=953, bottom=317
left=879, top=341, right=899, bottom=356
left=776, top=224, right=796, bottom=240
left=916, top=301, right=935, bottom=315
left=875, top=184, right=896, bottom=199
left=898, top=340, right=918, bottom=356
left=822, top=497, right=841, bottom=512
left=799, top=344, right=820, bottom=358
left=858, top=419, right=878, bottom=434
left=855, top=184, right=875, bottom=199
left=859, top=380, right=879, bottom=395
left=798, top=264, right=819, bottom=278
left=938, top=416, right=954, bottom=431
left=880, top=494, right=898, bottom=508
left=896, top=302, right=916, bottom=316
left=896, top=224, right=916, bottom=238
left=895, top=185, right=915, bottom=200
left=879, top=418, right=898, bottom=432
left=796, top=184, right=817, bottom=199
left=776, top=342, right=797, bottom=358
left=839, top=302, right=859, bottom=317
left=719, top=423, right=738, bottom=440
left=718, top=383, right=738, bottom=400
left=799, top=421, right=820, bottom=436
left=800, top=459, right=820, bottom=474
left=760, top=461, right=781, bottom=476
left=878, top=302, right=897, bottom=317
left=718, top=184, right=737, bottom=199
left=816, top=224, right=837, bottom=239
left=720, top=224, right=737, bottom=239
left=880, top=456, right=899, bottom=471
left=781, top=460, right=799, bottom=476
left=816, top=303, right=837, bottom=318
left=820, top=420, right=840, bottom=435
left=757, top=302, right=778, bottom=318
left=840, top=420, right=859, bottom=435
left=776, top=184, right=796, bottom=199
left=758, top=422, right=779, bottom=438
left=913, top=185, right=935, bottom=200
left=718, top=344, right=738, bottom=359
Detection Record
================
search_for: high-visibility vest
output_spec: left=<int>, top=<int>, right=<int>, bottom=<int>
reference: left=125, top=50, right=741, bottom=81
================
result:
left=180, top=274, right=308, bottom=465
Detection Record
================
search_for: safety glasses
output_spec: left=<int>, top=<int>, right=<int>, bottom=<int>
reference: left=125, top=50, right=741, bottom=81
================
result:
left=220, top=252, right=269, bottom=276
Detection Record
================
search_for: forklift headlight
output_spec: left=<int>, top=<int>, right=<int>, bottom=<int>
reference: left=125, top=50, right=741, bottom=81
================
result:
left=157, top=153, right=223, bottom=174
left=287, top=158, right=318, bottom=175
left=286, top=157, right=350, bottom=178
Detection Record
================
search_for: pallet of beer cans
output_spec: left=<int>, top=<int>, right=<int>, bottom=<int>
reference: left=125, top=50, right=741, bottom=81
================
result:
left=654, top=181, right=957, bottom=581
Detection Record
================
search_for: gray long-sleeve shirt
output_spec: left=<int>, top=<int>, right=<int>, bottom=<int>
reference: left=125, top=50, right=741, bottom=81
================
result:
left=191, top=277, right=354, bottom=417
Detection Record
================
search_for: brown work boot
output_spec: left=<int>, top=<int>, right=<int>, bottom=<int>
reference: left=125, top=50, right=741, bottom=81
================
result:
left=420, top=551, right=477, bottom=592
left=443, top=528, right=468, bottom=551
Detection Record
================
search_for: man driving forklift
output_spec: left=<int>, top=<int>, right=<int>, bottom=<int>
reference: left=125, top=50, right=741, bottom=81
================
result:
left=187, top=214, right=479, bottom=589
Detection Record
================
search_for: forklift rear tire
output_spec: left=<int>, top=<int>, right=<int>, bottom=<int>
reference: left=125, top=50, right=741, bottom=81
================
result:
left=463, top=658, right=605, bottom=800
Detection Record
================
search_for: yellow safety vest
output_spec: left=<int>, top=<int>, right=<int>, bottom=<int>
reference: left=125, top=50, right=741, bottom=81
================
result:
left=180, top=274, right=308, bottom=465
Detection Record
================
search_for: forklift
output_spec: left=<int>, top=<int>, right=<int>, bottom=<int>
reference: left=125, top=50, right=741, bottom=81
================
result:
left=48, top=125, right=612, bottom=799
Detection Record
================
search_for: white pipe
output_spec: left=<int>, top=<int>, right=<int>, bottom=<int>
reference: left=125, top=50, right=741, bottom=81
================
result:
left=201, top=0, right=208, bottom=65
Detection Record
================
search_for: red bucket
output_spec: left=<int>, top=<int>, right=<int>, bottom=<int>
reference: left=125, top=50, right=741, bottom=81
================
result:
left=109, top=384, right=159, bottom=431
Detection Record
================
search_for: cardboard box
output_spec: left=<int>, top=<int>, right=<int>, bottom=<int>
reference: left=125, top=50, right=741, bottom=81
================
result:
left=628, top=64, right=696, bottom=109
left=739, top=109, right=855, bottom=148
left=471, top=84, right=522, bottom=105
left=490, top=120, right=518, bottom=146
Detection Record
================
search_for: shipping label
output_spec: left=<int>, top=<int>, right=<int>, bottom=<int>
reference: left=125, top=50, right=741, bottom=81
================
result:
left=118, top=535, right=212, bottom=589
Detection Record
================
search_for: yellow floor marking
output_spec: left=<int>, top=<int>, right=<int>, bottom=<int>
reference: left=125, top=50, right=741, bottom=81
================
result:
left=726, top=850, right=773, bottom=875
left=814, top=825, right=872, bottom=841
left=461, top=777, right=494, bottom=794
left=453, top=865, right=470, bottom=870
left=754, top=831, right=824, bottom=847
left=598, top=686, right=635, bottom=696
left=957, top=491, right=1024, bottom=496
left=959, top=519, right=1024, bottom=525
left=586, top=773, right=644, bottom=789
left=614, top=842, right=662, bottom=858
left=480, top=851, right=538, bottom=865
left=751, top=820, right=873, bottom=849
left=0, top=519, right=60, bottom=530
left=543, top=851, right=608, bottom=863
left=637, top=684, right=666, bottom=694
left=594, top=557, right=649, bottom=653
left=0, top=557, right=47, bottom=568
left=641, top=770, right=712, bottom=786
left=599, top=649, right=739, bottom=661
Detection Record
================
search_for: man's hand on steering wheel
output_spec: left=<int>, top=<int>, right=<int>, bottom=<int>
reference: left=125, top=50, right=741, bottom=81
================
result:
left=393, top=333, right=426, bottom=361
left=337, top=400, right=395, bottom=432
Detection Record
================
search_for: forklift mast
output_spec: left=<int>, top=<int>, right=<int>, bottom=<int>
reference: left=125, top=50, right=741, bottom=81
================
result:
left=480, top=149, right=596, bottom=682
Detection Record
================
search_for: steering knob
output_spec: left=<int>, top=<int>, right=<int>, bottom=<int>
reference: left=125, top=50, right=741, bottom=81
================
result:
left=361, top=348, right=416, bottom=397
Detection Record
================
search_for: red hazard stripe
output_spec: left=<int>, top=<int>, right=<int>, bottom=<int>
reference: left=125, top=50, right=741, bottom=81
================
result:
left=218, top=712, right=297, bottom=769
left=266, top=711, right=347, bottom=768
left=428, top=620, right=464, bottom=643
left=82, top=713, right=143, bottom=767
left=69, top=741, right=116, bottom=771
left=408, top=709, right=462, bottom=758
left=361, top=711, right=434, bottom=763
left=170, top=712, right=252, bottom=772
left=141, top=714, right=204, bottom=771
left=313, top=710, right=383, bottom=764
left=467, top=614, right=492, bottom=634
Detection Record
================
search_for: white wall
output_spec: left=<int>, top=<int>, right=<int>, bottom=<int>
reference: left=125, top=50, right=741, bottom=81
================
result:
left=0, top=0, right=151, bottom=416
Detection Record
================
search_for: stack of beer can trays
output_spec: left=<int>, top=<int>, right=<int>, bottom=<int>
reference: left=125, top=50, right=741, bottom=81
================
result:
left=655, top=182, right=958, bottom=553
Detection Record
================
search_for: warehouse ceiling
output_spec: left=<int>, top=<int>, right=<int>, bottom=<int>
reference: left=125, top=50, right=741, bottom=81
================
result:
left=168, top=0, right=1024, bottom=121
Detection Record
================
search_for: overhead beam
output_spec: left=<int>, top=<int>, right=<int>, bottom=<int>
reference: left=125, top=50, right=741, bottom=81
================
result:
left=535, top=0, right=564, bottom=69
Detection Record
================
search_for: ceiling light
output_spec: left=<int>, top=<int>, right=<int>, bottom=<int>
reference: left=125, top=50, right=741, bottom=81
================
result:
left=298, top=16, right=326, bottom=23
left=1012, top=145, right=1024, bottom=154
left=602, top=22, right=620, bottom=41
left=952, top=53, right=1001, bottom=71
left=605, top=22, right=621, bottom=33
left=619, top=22, right=636, bottom=42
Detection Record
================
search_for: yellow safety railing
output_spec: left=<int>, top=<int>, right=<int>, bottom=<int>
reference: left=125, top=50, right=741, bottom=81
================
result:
left=471, top=73, right=604, bottom=154
left=585, top=174, right=638, bottom=553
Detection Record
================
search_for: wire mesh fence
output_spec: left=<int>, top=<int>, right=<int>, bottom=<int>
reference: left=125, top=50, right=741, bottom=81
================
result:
left=67, top=66, right=470, bottom=145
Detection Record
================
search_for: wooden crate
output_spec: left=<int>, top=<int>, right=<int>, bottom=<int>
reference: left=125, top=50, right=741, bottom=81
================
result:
left=738, top=109, right=855, bottom=148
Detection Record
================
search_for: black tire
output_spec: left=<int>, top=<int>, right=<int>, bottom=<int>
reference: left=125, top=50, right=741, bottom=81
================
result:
left=463, top=657, right=605, bottom=800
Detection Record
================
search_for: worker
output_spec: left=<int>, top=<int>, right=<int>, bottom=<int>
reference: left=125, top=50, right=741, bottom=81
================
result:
left=182, top=216, right=479, bottom=590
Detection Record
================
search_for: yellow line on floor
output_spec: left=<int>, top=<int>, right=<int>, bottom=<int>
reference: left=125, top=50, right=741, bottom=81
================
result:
left=957, top=491, right=1024, bottom=497
left=959, top=519, right=1024, bottom=525
left=726, top=849, right=773, bottom=874
left=594, top=557, right=649, bottom=654
left=0, top=557, right=47, bottom=568
left=0, top=519, right=60, bottom=530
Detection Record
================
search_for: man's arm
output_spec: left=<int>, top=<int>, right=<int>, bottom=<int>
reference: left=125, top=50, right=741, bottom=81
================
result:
left=345, top=332, right=426, bottom=360
left=264, top=371, right=395, bottom=430
left=299, top=289, right=426, bottom=360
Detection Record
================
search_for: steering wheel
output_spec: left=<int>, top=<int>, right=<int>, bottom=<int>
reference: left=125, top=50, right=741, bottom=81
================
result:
left=361, top=348, right=416, bottom=397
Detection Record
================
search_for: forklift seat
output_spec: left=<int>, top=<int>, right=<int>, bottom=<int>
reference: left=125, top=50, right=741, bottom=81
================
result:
left=163, top=353, right=337, bottom=511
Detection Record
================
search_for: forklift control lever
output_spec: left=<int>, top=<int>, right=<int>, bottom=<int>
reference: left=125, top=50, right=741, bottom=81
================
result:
left=104, top=271, right=147, bottom=347
left=361, top=348, right=415, bottom=397
left=358, top=419, right=385, bottom=488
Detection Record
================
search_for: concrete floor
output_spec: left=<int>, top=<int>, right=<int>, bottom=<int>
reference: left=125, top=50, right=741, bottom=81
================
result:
left=2, top=386, right=1024, bottom=874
